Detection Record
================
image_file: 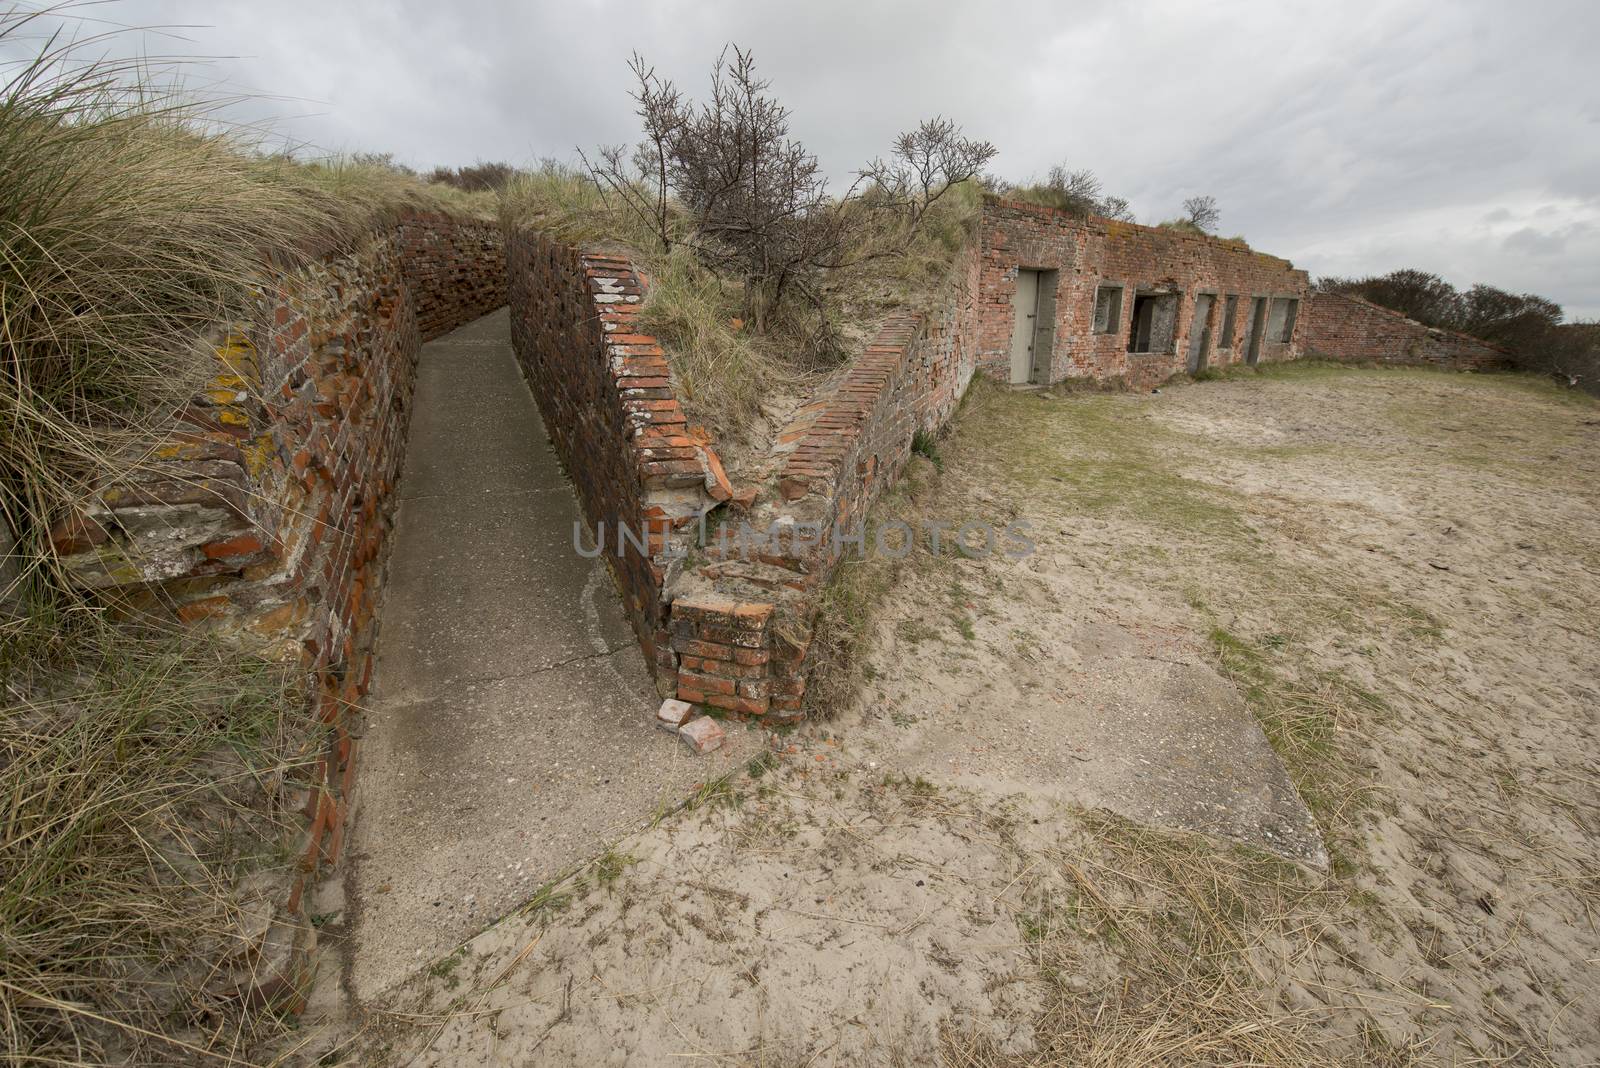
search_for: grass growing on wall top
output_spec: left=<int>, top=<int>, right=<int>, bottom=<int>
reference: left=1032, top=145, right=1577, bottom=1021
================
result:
left=498, top=166, right=985, bottom=443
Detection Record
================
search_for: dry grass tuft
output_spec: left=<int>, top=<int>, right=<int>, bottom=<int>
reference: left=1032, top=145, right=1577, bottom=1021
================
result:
left=498, top=161, right=664, bottom=251
left=1011, top=815, right=1343, bottom=1067
left=1, top=612, right=309, bottom=1063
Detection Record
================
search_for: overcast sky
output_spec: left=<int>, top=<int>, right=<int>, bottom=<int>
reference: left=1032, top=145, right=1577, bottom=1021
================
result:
left=14, top=0, right=1599, bottom=317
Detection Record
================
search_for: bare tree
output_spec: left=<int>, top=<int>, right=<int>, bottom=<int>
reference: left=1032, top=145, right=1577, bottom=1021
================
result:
left=1097, top=194, right=1135, bottom=222
left=582, top=46, right=998, bottom=329
left=1182, top=195, right=1220, bottom=233
left=580, top=53, right=685, bottom=251
left=1044, top=166, right=1105, bottom=216
left=862, top=117, right=996, bottom=226
left=584, top=46, right=855, bottom=326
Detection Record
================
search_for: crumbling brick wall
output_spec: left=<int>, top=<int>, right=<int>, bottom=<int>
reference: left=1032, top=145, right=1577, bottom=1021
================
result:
left=47, top=210, right=507, bottom=999
left=503, top=229, right=729, bottom=678
left=977, top=198, right=1312, bottom=389
left=669, top=254, right=985, bottom=717
left=1302, top=291, right=1511, bottom=371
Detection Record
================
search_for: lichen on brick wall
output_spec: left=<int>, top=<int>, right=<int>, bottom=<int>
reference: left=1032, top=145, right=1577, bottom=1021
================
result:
left=45, top=208, right=508, bottom=999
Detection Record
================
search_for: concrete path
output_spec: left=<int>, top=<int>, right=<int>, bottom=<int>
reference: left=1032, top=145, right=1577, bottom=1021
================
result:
left=344, top=309, right=754, bottom=1000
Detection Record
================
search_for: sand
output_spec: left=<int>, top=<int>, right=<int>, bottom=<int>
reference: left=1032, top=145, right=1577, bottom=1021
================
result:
left=314, top=365, right=1599, bottom=1066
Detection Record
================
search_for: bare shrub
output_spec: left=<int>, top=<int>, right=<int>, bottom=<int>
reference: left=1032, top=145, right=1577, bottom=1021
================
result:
left=861, top=116, right=996, bottom=228
left=1182, top=193, right=1219, bottom=233
left=582, top=46, right=990, bottom=340
left=1317, top=268, right=1463, bottom=329
left=427, top=160, right=515, bottom=192
left=1318, top=269, right=1598, bottom=392
left=1007, top=166, right=1134, bottom=221
left=582, top=46, right=847, bottom=328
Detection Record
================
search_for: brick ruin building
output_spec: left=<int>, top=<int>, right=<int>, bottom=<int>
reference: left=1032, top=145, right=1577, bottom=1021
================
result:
left=974, top=198, right=1311, bottom=389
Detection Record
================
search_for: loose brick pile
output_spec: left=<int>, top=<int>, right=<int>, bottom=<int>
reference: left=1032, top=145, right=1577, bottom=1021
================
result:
left=48, top=209, right=507, bottom=1005
left=1302, top=290, right=1511, bottom=370
left=504, top=229, right=730, bottom=677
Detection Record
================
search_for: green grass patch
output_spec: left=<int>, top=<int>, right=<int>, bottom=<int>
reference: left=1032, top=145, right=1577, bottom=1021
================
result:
left=1207, top=626, right=1381, bottom=869
left=953, top=383, right=1252, bottom=540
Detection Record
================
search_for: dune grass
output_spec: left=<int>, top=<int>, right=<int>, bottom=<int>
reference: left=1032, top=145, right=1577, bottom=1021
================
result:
left=0, top=10, right=481, bottom=1061
left=498, top=163, right=985, bottom=445
left=1, top=613, right=308, bottom=1063
left=0, top=11, right=487, bottom=608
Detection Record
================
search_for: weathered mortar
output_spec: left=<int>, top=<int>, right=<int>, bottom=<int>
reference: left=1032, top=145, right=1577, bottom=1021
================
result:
left=1302, top=290, right=1511, bottom=370
left=503, top=228, right=730, bottom=679
left=46, top=209, right=507, bottom=1005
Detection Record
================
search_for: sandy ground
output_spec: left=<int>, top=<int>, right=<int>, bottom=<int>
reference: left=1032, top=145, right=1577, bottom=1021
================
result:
left=310, top=364, right=1599, bottom=1066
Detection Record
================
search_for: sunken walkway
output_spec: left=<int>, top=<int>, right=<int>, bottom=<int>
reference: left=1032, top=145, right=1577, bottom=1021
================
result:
left=345, top=308, right=752, bottom=999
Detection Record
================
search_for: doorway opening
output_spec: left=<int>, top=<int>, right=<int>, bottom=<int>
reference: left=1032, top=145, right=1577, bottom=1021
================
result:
left=1245, top=297, right=1268, bottom=366
left=1008, top=269, right=1057, bottom=385
left=1218, top=294, right=1239, bottom=352
left=1127, top=291, right=1179, bottom=354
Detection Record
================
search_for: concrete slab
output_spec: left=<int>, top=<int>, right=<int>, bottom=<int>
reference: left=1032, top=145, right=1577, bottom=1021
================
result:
left=849, top=617, right=1327, bottom=868
left=346, top=309, right=756, bottom=1000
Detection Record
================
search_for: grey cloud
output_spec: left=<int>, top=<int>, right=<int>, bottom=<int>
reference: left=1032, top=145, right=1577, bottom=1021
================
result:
left=11, top=0, right=1598, bottom=317
left=1504, top=227, right=1567, bottom=257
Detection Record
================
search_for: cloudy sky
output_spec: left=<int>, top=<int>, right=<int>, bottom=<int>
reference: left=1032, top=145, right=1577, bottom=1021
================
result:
left=14, top=0, right=1599, bottom=317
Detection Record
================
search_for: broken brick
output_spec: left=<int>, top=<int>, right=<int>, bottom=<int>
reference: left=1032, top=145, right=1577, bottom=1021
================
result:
left=678, top=716, right=725, bottom=755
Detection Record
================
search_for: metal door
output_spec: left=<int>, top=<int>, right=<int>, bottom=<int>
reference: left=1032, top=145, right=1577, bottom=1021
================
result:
left=1009, top=270, right=1040, bottom=385
left=1187, top=294, right=1214, bottom=372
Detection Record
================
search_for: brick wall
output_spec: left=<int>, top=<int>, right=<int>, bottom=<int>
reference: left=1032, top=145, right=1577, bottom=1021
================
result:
left=1302, top=291, right=1512, bottom=371
left=977, top=198, right=1312, bottom=389
left=47, top=210, right=505, bottom=1004
left=396, top=211, right=508, bottom=340
left=503, top=228, right=729, bottom=678
left=667, top=254, right=986, bottom=718
left=660, top=203, right=1309, bottom=717
left=498, top=201, right=1311, bottom=723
